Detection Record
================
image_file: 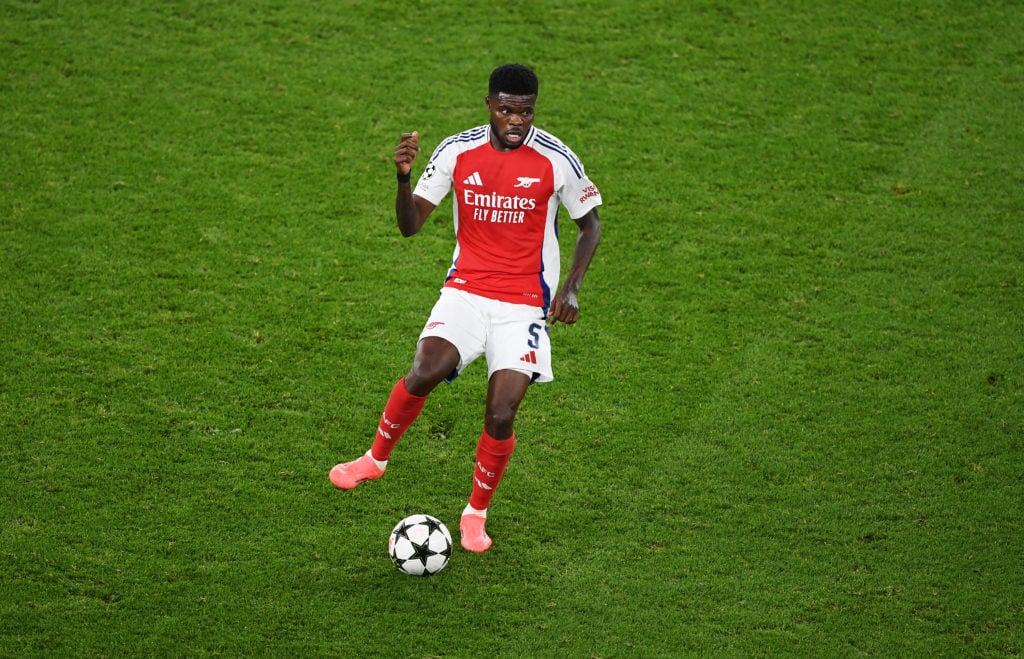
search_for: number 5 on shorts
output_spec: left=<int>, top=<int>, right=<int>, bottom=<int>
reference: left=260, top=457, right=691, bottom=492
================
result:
left=527, top=323, right=542, bottom=350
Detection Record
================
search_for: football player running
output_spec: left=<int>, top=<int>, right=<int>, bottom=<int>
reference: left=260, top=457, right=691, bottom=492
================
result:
left=330, top=63, right=602, bottom=553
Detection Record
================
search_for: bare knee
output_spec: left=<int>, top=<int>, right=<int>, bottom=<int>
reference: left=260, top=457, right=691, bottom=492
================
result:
left=484, top=370, right=530, bottom=439
left=403, top=368, right=438, bottom=397
left=404, top=337, right=460, bottom=396
left=484, top=404, right=518, bottom=439
left=404, top=365, right=451, bottom=397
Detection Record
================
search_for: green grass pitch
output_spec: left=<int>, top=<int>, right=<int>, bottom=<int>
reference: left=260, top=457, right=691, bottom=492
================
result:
left=2, top=1, right=1022, bottom=655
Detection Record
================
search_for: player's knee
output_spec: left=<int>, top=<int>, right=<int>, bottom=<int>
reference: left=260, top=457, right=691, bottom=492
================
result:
left=404, top=369, right=440, bottom=397
left=405, top=338, right=459, bottom=395
left=484, top=406, right=517, bottom=439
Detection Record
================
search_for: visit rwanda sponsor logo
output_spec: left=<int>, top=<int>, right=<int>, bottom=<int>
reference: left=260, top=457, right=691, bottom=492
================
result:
left=578, top=184, right=599, bottom=204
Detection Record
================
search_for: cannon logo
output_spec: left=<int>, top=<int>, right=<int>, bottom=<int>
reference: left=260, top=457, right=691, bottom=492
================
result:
left=514, top=176, right=542, bottom=189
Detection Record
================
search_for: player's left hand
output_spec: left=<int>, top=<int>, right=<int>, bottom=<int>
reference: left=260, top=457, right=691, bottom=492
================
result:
left=548, top=291, right=580, bottom=326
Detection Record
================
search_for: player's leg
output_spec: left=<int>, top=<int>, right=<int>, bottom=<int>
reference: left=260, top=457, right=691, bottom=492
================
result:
left=329, top=338, right=459, bottom=490
left=460, top=369, right=530, bottom=552
left=331, top=289, right=485, bottom=491
left=374, top=336, right=461, bottom=458
left=460, top=302, right=552, bottom=549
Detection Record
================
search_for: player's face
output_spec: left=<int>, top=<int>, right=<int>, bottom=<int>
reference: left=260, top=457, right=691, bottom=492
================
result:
left=486, top=93, right=537, bottom=151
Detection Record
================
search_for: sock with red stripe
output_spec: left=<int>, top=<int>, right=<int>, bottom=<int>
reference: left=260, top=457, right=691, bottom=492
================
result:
left=468, top=430, right=516, bottom=512
left=369, top=378, right=427, bottom=462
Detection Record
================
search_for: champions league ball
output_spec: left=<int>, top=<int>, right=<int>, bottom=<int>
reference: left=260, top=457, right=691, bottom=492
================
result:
left=388, top=514, right=453, bottom=576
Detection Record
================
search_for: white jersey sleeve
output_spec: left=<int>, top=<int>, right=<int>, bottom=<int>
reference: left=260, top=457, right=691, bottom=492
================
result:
left=412, top=126, right=489, bottom=206
left=413, top=156, right=452, bottom=206
left=531, top=128, right=602, bottom=220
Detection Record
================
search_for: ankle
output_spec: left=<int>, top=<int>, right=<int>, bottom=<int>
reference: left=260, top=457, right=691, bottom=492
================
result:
left=366, top=450, right=387, bottom=471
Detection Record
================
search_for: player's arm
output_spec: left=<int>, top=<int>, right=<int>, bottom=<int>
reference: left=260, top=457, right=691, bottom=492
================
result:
left=394, top=131, right=436, bottom=237
left=549, top=207, right=601, bottom=325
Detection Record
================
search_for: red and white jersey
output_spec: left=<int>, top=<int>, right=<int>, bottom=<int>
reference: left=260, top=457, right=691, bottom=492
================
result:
left=413, top=124, right=602, bottom=311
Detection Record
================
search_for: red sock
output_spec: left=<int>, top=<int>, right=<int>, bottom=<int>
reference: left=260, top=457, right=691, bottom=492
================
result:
left=469, top=431, right=516, bottom=511
left=369, top=378, right=426, bottom=461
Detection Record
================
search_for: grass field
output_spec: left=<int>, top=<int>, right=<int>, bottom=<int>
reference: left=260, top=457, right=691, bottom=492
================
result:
left=2, top=0, right=1022, bottom=655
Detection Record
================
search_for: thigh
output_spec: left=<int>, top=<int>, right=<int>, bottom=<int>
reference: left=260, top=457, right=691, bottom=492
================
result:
left=417, top=288, right=487, bottom=381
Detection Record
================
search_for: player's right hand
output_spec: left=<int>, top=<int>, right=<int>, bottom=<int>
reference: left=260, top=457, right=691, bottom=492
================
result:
left=394, top=131, right=420, bottom=175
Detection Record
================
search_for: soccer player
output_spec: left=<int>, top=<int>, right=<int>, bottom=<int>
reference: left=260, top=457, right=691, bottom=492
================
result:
left=329, top=63, right=602, bottom=553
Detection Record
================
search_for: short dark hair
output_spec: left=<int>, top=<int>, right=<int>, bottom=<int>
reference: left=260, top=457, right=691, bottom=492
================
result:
left=489, top=63, right=538, bottom=96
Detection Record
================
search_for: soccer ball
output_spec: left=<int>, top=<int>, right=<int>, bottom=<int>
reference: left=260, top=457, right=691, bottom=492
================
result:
left=387, top=514, right=453, bottom=577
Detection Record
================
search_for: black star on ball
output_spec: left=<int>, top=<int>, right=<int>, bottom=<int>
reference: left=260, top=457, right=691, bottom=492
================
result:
left=422, top=517, right=445, bottom=536
left=409, top=537, right=437, bottom=569
left=392, top=520, right=414, bottom=542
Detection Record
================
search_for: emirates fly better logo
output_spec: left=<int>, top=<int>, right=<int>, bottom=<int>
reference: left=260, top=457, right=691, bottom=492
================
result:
left=462, top=172, right=539, bottom=224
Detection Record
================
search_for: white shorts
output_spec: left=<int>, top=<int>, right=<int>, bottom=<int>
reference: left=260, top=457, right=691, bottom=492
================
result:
left=418, top=288, right=553, bottom=384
